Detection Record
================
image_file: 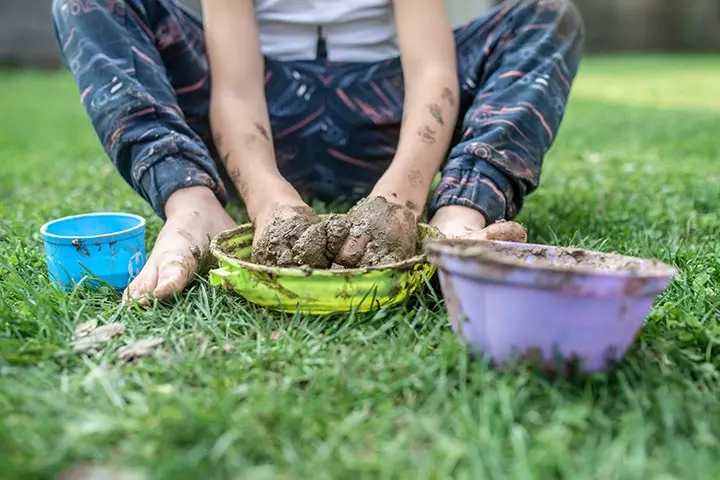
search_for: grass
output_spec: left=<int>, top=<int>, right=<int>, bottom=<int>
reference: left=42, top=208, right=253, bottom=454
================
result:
left=1, top=55, right=719, bottom=479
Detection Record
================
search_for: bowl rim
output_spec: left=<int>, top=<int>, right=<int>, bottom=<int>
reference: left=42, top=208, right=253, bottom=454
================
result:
left=40, top=212, right=146, bottom=245
left=424, top=238, right=678, bottom=279
left=210, top=220, right=440, bottom=277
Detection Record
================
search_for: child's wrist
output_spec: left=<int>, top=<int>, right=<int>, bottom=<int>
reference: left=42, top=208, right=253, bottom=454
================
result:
left=244, top=176, right=304, bottom=223
left=429, top=205, right=488, bottom=237
left=371, top=173, right=433, bottom=217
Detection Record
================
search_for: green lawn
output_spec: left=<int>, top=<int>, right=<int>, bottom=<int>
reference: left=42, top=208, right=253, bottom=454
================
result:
left=1, top=55, right=720, bottom=479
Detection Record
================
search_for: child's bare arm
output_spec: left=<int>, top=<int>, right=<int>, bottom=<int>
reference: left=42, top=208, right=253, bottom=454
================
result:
left=202, top=0, right=303, bottom=223
left=371, top=0, right=460, bottom=216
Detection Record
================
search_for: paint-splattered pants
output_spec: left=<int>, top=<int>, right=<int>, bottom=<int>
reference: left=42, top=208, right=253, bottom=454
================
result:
left=52, top=0, right=584, bottom=222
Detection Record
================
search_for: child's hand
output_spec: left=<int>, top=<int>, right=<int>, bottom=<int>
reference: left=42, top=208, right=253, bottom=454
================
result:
left=430, top=205, right=527, bottom=242
left=123, top=186, right=236, bottom=306
left=251, top=203, right=321, bottom=267
left=429, top=205, right=487, bottom=238
left=335, top=196, right=419, bottom=268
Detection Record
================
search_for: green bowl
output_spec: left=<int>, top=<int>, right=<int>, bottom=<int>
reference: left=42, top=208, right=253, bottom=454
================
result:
left=208, top=217, right=440, bottom=314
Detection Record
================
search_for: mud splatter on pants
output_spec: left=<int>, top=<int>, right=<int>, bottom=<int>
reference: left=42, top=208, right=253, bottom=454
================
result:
left=52, top=0, right=584, bottom=222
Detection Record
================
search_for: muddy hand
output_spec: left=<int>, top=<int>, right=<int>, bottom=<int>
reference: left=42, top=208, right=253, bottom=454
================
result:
left=291, top=215, right=350, bottom=268
left=473, top=220, right=528, bottom=243
left=252, top=204, right=347, bottom=268
left=335, top=196, right=419, bottom=268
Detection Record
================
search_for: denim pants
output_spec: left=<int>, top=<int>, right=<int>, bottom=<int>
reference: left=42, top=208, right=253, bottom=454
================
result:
left=52, top=0, right=584, bottom=222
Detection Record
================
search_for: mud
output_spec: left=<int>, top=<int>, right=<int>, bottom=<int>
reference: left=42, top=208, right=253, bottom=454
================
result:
left=335, top=196, right=419, bottom=268
left=291, top=215, right=351, bottom=269
left=251, top=207, right=353, bottom=269
left=252, top=197, right=420, bottom=269
left=251, top=206, right=324, bottom=268
left=477, top=220, right=528, bottom=243
left=471, top=242, right=664, bottom=274
left=189, top=244, right=203, bottom=263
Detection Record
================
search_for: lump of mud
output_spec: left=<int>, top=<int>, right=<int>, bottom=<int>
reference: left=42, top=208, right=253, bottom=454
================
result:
left=292, top=215, right=351, bottom=269
left=251, top=206, right=323, bottom=268
left=250, top=197, right=419, bottom=270
left=251, top=207, right=352, bottom=269
left=334, top=196, right=419, bottom=268
left=477, top=220, right=528, bottom=243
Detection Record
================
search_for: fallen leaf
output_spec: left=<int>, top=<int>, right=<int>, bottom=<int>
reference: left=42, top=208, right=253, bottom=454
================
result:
left=71, top=323, right=126, bottom=352
left=117, top=338, right=164, bottom=362
left=58, top=464, right=146, bottom=480
left=74, top=319, right=98, bottom=338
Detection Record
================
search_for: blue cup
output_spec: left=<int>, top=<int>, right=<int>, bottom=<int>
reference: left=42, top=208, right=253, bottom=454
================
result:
left=40, top=212, right=147, bottom=290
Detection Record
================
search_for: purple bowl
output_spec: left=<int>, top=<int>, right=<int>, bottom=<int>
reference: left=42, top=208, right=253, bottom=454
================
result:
left=424, top=239, right=678, bottom=374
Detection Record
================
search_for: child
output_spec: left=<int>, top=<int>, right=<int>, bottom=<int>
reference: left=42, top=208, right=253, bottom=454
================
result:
left=51, top=0, right=584, bottom=303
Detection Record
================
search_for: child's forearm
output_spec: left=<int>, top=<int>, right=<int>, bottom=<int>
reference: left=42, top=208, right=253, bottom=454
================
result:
left=209, top=97, right=294, bottom=220
left=203, top=0, right=299, bottom=222
left=375, top=69, right=459, bottom=211
left=373, top=0, right=459, bottom=214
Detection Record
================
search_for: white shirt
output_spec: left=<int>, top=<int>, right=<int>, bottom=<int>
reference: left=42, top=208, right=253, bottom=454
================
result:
left=254, top=0, right=399, bottom=62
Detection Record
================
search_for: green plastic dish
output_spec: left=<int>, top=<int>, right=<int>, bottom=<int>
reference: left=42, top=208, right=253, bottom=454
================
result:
left=208, top=217, right=439, bottom=314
